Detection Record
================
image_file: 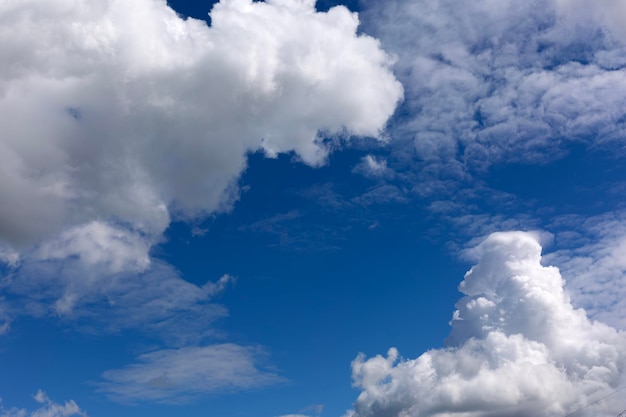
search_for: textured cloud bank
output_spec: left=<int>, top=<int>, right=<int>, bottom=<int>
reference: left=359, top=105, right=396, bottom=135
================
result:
left=349, top=232, right=626, bottom=417
left=362, top=0, right=626, bottom=168
left=0, top=0, right=401, bottom=248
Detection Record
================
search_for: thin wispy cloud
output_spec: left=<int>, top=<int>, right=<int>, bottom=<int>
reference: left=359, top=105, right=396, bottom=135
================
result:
left=99, top=344, right=283, bottom=404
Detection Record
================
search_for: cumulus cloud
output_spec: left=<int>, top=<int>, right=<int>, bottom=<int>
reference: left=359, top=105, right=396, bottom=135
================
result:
left=349, top=231, right=626, bottom=417
left=0, top=0, right=401, bottom=249
left=0, top=390, right=86, bottom=417
left=361, top=0, right=626, bottom=168
left=99, top=344, right=283, bottom=403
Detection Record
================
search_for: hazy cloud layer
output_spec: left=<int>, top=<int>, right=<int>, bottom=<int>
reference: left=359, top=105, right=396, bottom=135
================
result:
left=362, top=0, right=626, bottom=168
left=348, top=232, right=626, bottom=417
left=0, top=0, right=402, bottom=248
left=1, top=226, right=233, bottom=343
left=99, top=344, right=283, bottom=403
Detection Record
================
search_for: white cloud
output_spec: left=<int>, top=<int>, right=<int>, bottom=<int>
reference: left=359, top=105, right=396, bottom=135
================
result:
left=276, top=415, right=310, bottom=417
left=362, top=0, right=626, bottom=168
left=353, top=155, right=394, bottom=179
left=99, top=344, right=283, bottom=403
left=0, top=0, right=402, bottom=249
left=349, top=231, right=626, bottom=417
left=0, top=391, right=86, bottom=417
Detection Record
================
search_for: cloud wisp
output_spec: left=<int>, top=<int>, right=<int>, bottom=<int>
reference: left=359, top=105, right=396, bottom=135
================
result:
left=348, top=231, right=626, bottom=417
left=99, top=344, right=283, bottom=404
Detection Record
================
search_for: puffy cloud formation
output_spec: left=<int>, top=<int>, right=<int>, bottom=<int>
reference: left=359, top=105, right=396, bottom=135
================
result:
left=362, top=0, right=626, bottom=168
left=99, top=344, right=282, bottom=403
left=0, top=0, right=402, bottom=248
left=349, top=232, right=626, bottom=417
left=0, top=390, right=86, bottom=417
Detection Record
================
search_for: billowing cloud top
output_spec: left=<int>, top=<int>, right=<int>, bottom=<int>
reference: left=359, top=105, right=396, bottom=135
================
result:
left=0, top=0, right=402, bottom=247
left=349, top=232, right=626, bottom=417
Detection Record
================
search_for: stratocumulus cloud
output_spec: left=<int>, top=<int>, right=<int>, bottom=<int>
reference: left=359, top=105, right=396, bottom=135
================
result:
left=348, top=232, right=626, bottom=417
left=0, top=0, right=402, bottom=248
left=362, top=0, right=626, bottom=168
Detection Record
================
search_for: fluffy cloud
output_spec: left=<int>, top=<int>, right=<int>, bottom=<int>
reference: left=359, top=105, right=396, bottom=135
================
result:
left=0, top=0, right=402, bottom=248
left=0, top=390, right=86, bottom=417
left=361, top=0, right=626, bottom=168
left=99, top=344, right=283, bottom=403
left=348, top=231, right=626, bottom=417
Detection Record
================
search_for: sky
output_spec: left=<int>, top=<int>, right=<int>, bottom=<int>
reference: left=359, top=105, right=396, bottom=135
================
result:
left=1, top=0, right=626, bottom=416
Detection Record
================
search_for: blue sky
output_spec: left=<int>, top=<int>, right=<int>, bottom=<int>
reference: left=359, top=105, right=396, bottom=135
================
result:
left=1, top=0, right=626, bottom=417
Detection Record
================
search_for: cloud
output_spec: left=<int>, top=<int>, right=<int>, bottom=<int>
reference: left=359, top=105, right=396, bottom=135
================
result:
left=545, top=211, right=626, bottom=330
left=276, top=415, right=310, bottom=417
left=1, top=224, right=234, bottom=343
left=362, top=0, right=626, bottom=168
left=348, top=231, right=626, bottom=417
left=351, top=185, right=408, bottom=206
left=99, top=344, right=283, bottom=403
left=0, top=390, right=86, bottom=417
left=0, top=0, right=402, bottom=249
left=353, top=155, right=395, bottom=179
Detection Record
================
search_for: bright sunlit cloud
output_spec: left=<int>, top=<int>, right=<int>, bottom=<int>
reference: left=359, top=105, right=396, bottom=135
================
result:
left=348, top=232, right=626, bottom=417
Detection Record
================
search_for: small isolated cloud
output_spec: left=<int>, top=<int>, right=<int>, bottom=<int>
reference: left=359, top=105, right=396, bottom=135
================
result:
left=99, top=344, right=283, bottom=404
left=0, top=390, right=86, bottom=417
left=348, top=231, right=626, bottom=417
left=353, top=155, right=394, bottom=179
left=276, top=415, right=310, bottom=417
